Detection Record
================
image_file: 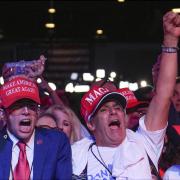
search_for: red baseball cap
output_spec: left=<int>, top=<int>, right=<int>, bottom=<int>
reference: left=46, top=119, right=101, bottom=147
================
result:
left=0, top=76, right=40, bottom=108
left=172, top=125, right=180, bottom=135
left=80, top=85, right=127, bottom=122
left=119, top=88, right=149, bottom=109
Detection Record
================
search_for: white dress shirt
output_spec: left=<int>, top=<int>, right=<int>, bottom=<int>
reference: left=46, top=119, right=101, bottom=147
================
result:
left=7, top=130, right=35, bottom=180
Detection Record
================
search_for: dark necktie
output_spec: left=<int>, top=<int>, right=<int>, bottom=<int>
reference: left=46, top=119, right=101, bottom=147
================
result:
left=13, top=142, right=30, bottom=180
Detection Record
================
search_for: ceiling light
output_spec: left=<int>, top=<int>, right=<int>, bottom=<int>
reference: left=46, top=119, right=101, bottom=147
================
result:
left=172, top=8, right=180, bottom=13
left=48, top=82, right=56, bottom=90
left=83, top=73, right=94, bottom=81
left=70, top=72, right=78, bottom=80
left=129, top=82, right=138, bottom=91
left=96, top=69, right=105, bottom=78
left=119, top=81, right=129, bottom=88
left=74, top=85, right=90, bottom=92
left=48, top=8, right=56, bottom=13
left=96, top=29, right=103, bottom=35
left=140, top=80, right=147, bottom=87
left=45, top=23, right=55, bottom=29
left=110, top=71, right=116, bottom=78
left=65, top=83, right=74, bottom=93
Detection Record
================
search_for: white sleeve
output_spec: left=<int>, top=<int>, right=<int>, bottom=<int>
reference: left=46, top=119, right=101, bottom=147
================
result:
left=163, top=170, right=171, bottom=180
left=136, top=116, right=167, bottom=169
left=163, top=165, right=180, bottom=180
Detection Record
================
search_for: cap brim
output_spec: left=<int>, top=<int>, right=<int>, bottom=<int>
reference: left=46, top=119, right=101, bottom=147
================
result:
left=127, top=101, right=149, bottom=109
left=3, top=95, right=41, bottom=108
left=88, top=92, right=127, bottom=121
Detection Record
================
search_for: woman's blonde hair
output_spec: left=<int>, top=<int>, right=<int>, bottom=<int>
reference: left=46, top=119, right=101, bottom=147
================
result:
left=46, top=104, right=87, bottom=143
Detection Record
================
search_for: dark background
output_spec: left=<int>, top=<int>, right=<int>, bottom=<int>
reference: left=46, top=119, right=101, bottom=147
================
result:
left=0, top=0, right=180, bottom=119
left=0, top=1, right=179, bottom=42
left=0, top=0, right=179, bottom=87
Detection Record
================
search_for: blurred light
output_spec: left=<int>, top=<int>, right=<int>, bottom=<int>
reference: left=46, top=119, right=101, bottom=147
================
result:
left=48, top=82, right=56, bottom=91
left=108, top=77, right=114, bottom=81
left=96, top=69, right=105, bottom=78
left=96, top=29, right=103, bottom=35
left=0, top=76, right=4, bottom=85
left=129, top=82, right=138, bottom=91
left=37, top=78, right=42, bottom=84
left=95, top=78, right=102, bottom=82
left=48, top=8, right=56, bottom=13
left=140, top=80, right=147, bottom=87
left=0, top=29, right=4, bottom=40
left=119, top=81, right=129, bottom=88
left=110, top=71, right=116, bottom=78
left=172, top=8, right=180, bottom=13
left=65, top=83, right=74, bottom=93
left=0, top=34, right=3, bottom=40
left=83, top=73, right=94, bottom=81
left=74, top=85, right=90, bottom=92
left=117, top=0, right=125, bottom=2
left=45, top=23, right=55, bottom=29
left=71, top=72, right=78, bottom=80
left=44, top=92, right=50, bottom=96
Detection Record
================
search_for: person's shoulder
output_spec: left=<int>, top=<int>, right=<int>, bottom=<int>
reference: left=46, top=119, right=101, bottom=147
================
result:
left=0, top=127, right=8, bottom=139
left=126, top=128, right=140, bottom=140
left=35, top=127, right=68, bottom=141
left=166, top=165, right=180, bottom=172
left=71, top=137, right=94, bottom=162
left=0, top=128, right=6, bottom=135
left=71, top=137, right=94, bottom=148
left=163, top=165, right=180, bottom=179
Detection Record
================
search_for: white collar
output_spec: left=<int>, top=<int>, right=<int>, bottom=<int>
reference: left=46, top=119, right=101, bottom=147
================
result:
left=7, top=129, right=35, bottom=150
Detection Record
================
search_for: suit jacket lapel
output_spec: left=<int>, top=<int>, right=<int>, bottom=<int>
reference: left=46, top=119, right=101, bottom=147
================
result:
left=0, top=130, right=13, bottom=180
left=33, top=129, right=49, bottom=179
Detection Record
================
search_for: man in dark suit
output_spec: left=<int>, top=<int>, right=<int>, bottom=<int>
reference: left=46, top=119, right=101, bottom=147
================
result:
left=0, top=76, right=72, bottom=180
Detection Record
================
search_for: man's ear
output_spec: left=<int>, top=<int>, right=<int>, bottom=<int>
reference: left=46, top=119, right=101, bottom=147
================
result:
left=86, top=120, right=95, bottom=131
left=0, top=108, right=7, bottom=122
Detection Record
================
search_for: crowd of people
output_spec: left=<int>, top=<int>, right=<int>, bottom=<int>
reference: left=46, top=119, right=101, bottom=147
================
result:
left=0, top=11, right=179, bottom=180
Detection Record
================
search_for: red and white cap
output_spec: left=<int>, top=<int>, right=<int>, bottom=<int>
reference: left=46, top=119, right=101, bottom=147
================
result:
left=0, top=76, right=40, bottom=108
left=80, top=85, right=127, bottom=123
left=119, top=88, right=149, bottom=109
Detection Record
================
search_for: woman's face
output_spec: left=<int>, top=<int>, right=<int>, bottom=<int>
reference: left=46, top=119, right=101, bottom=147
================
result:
left=54, top=109, right=72, bottom=139
left=37, top=115, right=57, bottom=129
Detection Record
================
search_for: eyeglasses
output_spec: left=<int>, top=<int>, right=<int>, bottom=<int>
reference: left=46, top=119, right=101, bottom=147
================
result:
left=6, top=101, right=39, bottom=115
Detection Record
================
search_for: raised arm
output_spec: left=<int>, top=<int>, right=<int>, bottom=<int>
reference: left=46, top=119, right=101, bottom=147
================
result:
left=145, top=11, right=180, bottom=131
left=38, top=75, right=65, bottom=106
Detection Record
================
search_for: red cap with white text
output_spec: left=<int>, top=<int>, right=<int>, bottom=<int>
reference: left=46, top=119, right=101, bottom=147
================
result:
left=81, top=85, right=127, bottom=122
left=118, top=88, right=149, bottom=109
left=0, top=76, right=40, bottom=108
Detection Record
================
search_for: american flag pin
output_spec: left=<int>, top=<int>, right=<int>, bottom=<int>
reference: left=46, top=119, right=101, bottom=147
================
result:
left=37, top=139, right=43, bottom=144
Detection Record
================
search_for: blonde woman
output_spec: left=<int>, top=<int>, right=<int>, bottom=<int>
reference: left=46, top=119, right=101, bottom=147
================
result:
left=46, top=104, right=90, bottom=144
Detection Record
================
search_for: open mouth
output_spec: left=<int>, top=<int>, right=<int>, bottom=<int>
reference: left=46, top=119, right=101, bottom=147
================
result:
left=19, top=119, right=31, bottom=126
left=109, top=120, right=120, bottom=128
